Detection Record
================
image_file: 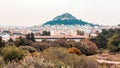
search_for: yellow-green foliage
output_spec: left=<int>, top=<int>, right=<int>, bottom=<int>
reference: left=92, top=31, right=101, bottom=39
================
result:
left=42, top=47, right=100, bottom=68
left=1, top=45, right=28, bottom=63
left=108, top=33, right=120, bottom=52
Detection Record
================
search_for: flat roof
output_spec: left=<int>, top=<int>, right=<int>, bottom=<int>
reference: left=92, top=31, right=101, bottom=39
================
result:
left=35, top=35, right=87, bottom=39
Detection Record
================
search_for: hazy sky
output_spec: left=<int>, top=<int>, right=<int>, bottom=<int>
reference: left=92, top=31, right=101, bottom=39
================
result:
left=0, top=0, right=120, bottom=26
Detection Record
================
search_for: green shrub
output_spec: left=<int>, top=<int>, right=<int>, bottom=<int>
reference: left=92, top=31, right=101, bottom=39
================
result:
left=1, top=45, right=28, bottom=63
left=90, top=28, right=120, bottom=49
left=107, top=33, right=120, bottom=52
left=14, top=36, right=33, bottom=46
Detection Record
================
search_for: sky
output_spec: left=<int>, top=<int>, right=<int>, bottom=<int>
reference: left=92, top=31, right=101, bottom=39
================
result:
left=0, top=0, right=120, bottom=26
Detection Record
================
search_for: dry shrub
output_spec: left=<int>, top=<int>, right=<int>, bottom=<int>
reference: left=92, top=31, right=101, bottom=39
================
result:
left=28, top=52, right=41, bottom=57
left=68, top=47, right=81, bottom=55
left=73, top=56, right=100, bottom=68
left=19, top=46, right=37, bottom=53
left=75, top=40, right=98, bottom=55
left=42, top=47, right=100, bottom=68
left=82, top=40, right=98, bottom=50
left=51, top=39, right=70, bottom=48
left=0, top=47, right=102, bottom=68
left=5, top=42, right=14, bottom=46
left=42, top=47, right=76, bottom=67
left=32, top=42, right=50, bottom=51
left=4, top=55, right=54, bottom=68
left=0, top=56, right=4, bottom=68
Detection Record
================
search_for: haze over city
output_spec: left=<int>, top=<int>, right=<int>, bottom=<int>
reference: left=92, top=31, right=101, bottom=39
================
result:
left=0, top=0, right=120, bottom=26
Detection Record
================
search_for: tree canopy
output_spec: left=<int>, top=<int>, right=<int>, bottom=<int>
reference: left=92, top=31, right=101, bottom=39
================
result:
left=90, top=28, right=120, bottom=49
left=107, top=33, right=120, bottom=52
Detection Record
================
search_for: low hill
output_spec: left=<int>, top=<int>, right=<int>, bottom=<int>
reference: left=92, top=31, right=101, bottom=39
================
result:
left=43, top=13, right=97, bottom=26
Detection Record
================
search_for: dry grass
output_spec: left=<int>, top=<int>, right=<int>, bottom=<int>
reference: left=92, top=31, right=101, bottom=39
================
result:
left=89, top=53, right=120, bottom=68
left=89, top=53, right=120, bottom=61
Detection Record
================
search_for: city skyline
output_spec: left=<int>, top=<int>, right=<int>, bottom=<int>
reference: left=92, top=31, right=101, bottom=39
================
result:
left=0, top=0, right=120, bottom=26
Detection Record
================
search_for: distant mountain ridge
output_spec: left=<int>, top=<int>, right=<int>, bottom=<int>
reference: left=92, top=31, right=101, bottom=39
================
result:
left=43, top=13, right=98, bottom=26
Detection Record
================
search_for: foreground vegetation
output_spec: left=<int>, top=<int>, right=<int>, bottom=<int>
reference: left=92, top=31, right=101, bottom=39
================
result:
left=0, top=28, right=120, bottom=68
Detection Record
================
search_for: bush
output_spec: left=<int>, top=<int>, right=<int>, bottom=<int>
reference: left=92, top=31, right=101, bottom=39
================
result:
left=74, top=40, right=98, bottom=55
left=42, top=47, right=100, bottom=68
left=68, top=40, right=76, bottom=47
left=51, top=39, right=70, bottom=48
left=14, top=36, right=33, bottom=46
left=0, top=47, right=101, bottom=68
left=19, top=46, right=37, bottom=53
left=82, top=40, right=98, bottom=54
left=90, top=28, right=120, bottom=49
left=32, top=42, right=50, bottom=51
left=73, top=56, right=99, bottom=68
left=1, top=45, right=28, bottom=63
left=42, top=47, right=75, bottom=67
left=107, top=33, right=120, bottom=52
left=4, top=56, right=54, bottom=68
left=68, top=47, right=81, bottom=55
left=0, top=56, right=4, bottom=68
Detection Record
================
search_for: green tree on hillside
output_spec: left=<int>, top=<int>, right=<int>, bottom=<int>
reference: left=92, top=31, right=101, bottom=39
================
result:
left=90, top=28, right=120, bottom=49
left=107, top=33, right=120, bottom=52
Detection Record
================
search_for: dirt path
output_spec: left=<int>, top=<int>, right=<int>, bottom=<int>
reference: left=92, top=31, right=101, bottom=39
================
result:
left=97, top=59, right=120, bottom=65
